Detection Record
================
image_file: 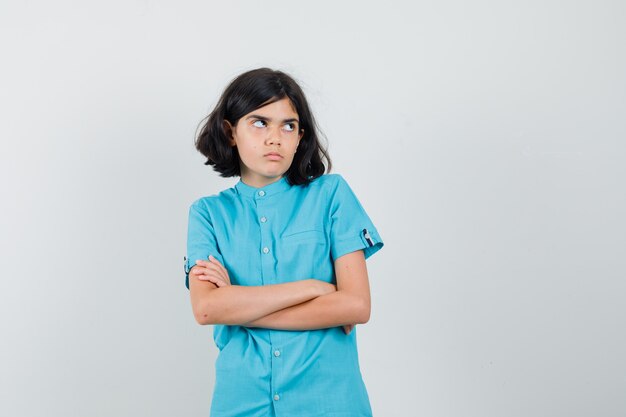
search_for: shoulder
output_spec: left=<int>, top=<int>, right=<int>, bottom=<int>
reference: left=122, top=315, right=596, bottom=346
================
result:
left=296, top=173, right=345, bottom=198
left=189, top=186, right=238, bottom=212
left=309, top=173, right=356, bottom=198
left=300, top=174, right=356, bottom=208
left=307, top=173, right=347, bottom=191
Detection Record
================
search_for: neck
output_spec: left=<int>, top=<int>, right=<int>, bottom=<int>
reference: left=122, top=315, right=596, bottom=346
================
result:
left=240, top=174, right=284, bottom=189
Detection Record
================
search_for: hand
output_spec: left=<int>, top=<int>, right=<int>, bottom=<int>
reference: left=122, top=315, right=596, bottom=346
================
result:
left=314, top=280, right=337, bottom=296
left=192, top=255, right=231, bottom=287
left=312, top=282, right=350, bottom=333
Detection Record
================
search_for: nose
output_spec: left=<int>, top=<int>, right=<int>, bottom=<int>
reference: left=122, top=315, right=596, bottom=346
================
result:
left=265, top=125, right=282, bottom=146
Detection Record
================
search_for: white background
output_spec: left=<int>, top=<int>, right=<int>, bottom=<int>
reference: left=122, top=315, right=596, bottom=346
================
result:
left=1, top=1, right=625, bottom=416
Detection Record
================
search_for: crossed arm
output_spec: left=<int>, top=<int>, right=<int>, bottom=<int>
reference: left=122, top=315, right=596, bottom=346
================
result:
left=188, top=250, right=371, bottom=334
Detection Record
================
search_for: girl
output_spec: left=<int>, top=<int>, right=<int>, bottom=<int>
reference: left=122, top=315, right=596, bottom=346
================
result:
left=185, top=67, right=384, bottom=417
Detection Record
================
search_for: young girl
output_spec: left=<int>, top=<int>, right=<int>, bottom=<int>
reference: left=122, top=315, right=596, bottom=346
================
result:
left=185, top=67, right=384, bottom=417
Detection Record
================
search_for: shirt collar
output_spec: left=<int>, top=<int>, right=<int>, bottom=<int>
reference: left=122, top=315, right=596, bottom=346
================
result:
left=234, top=176, right=292, bottom=199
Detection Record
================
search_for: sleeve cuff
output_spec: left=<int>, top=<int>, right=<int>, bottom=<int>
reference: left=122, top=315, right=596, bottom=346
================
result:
left=184, top=256, right=192, bottom=290
left=331, top=227, right=384, bottom=261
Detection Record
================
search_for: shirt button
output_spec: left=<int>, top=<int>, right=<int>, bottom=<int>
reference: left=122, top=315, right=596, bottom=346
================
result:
left=258, top=190, right=266, bottom=197
left=274, top=350, right=281, bottom=357
left=274, top=394, right=280, bottom=401
left=260, top=216, right=267, bottom=223
left=262, top=247, right=269, bottom=254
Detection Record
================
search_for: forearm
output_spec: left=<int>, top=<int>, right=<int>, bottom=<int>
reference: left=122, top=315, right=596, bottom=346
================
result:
left=242, top=290, right=368, bottom=331
left=196, top=279, right=327, bottom=325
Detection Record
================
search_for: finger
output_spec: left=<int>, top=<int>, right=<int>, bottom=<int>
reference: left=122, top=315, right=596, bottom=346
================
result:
left=203, top=255, right=224, bottom=269
left=197, top=259, right=228, bottom=282
left=191, top=264, right=210, bottom=277
left=192, top=266, right=222, bottom=283
left=205, top=278, right=226, bottom=287
left=195, top=272, right=214, bottom=281
left=198, top=273, right=226, bottom=287
left=190, top=266, right=208, bottom=279
left=206, top=257, right=232, bottom=285
left=208, top=258, right=231, bottom=284
left=194, top=260, right=231, bottom=287
left=201, top=262, right=230, bottom=281
left=208, top=254, right=222, bottom=265
left=210, top=276, right=228, bottom=287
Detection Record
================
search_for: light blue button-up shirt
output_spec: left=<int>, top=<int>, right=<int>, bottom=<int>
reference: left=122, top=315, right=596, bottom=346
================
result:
left=185, top=173, right=384, bottom=417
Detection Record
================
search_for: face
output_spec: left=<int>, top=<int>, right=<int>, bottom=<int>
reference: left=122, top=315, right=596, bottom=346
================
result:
left=225, top=97, right=304, bottom=188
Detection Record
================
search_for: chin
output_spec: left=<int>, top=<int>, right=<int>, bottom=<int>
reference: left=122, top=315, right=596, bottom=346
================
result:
left=263, top=168, right=286, bottom=177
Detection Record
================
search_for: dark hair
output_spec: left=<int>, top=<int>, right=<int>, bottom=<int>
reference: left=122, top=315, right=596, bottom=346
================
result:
left=194, top=67, right=332, bottom=186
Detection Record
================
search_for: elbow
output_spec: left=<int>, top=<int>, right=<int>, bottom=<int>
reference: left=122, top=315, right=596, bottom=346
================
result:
left=193, top=309, right=210, bottom=326
left=191, top=286, right=224, bottom=325
left=355, top=297, right=371, bottom=324
left=194, top=313, right=210, bottom=326
left=192, top=301, right=214, bottom=325
left=194, top=301, right=230, bottom=325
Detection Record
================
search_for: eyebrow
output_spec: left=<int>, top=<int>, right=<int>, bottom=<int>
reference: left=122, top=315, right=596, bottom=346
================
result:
left=245, top=115, right=299, bottom=124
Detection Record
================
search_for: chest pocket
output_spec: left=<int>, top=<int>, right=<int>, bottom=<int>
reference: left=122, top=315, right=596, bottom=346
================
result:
left=282, top=229, right=326, bottom=245
left=279, top=229, right=332, bottom=283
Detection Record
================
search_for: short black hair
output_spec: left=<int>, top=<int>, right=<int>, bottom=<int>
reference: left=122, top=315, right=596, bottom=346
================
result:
left=195, top=67, right=332, bottom=186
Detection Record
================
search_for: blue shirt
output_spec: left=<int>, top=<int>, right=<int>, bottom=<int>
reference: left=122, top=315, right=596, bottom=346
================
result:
left=185, top=173, right=384, bottom=417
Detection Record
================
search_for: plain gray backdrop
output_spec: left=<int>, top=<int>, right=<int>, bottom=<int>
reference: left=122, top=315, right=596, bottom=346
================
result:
left=1, top=1, right=625, bottom=416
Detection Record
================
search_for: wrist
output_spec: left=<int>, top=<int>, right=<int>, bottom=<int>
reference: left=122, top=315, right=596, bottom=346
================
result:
left=306, top=279, right=326, bottom=297
left=319, top=280, right=337, bottom=297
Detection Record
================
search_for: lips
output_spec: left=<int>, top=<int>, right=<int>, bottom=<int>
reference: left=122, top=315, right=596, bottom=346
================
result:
left=265, top=152, right=283, bottom=160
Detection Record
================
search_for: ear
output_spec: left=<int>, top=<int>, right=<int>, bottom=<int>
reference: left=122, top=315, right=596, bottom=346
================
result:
left=223, top=120, right=236, bottom=147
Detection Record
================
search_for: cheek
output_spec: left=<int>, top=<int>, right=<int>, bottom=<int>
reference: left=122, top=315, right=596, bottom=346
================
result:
left=237, top=144, right=258, bottom=161
left=238, top=137, right=257, bottom=151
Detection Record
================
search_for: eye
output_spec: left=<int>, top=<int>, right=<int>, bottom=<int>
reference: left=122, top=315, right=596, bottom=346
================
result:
left=283, top=123, right=295, bottom=132
left=252, top=120, right=266, bottom=128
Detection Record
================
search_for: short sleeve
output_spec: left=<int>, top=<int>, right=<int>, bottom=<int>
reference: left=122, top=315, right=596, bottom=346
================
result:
left=184, top=199, right=223, bottom=290
left=329, top=175, right=384, bottom=261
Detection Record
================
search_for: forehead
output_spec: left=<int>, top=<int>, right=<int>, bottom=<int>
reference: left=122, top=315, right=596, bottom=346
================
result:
left=249, top=97, right=298, bottom=117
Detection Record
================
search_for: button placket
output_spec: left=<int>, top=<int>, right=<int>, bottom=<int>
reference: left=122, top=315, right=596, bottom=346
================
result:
left=256, top=190, right=266, bottom=253
left=256, top=188, right=275, bottom=288
left=257, top=190, right=272, bottom=257
left=256, top=186, right=283, bottom=406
